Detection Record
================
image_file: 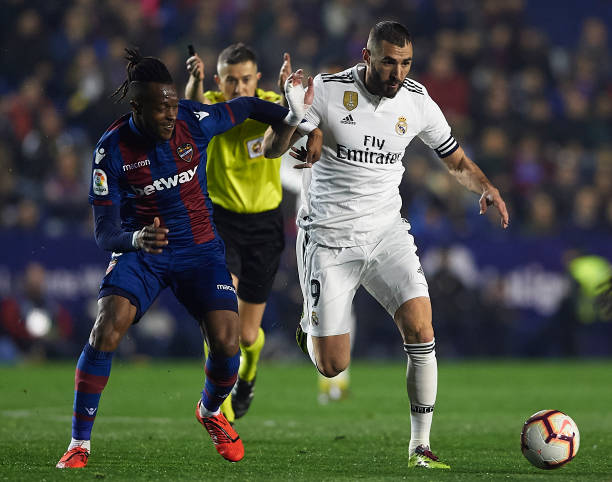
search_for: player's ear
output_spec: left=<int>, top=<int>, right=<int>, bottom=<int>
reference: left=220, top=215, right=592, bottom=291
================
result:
left=213, top=74, right=221, bottom=86
left=362, top=48, right=371, bottom=64
left=130, top=99, right=142, bottom=114
left=256, top=72, right=262, bottom=81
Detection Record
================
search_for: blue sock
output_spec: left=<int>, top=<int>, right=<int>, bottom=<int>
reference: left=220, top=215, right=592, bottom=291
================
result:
left=72, top=343, right=114, bottom=440
left=201, top=350, right=240, bottom=412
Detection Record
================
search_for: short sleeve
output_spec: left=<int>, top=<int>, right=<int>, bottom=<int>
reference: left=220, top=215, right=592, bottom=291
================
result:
left=417, top=94, right=458, bottom=158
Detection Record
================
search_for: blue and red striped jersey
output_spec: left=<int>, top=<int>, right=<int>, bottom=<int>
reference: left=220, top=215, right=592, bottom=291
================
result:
left=89, top=98, right=287, bottom=248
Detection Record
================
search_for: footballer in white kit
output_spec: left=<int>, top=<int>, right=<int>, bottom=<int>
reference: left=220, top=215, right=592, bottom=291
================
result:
left=292, top=21, right=509, bottom=470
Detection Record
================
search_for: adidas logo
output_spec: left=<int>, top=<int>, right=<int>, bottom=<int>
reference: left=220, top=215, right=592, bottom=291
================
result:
left=340, top=114, right=356, bottom=125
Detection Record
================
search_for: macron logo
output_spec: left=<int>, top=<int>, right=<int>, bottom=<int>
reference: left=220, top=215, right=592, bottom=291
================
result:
left=216, top=284, right=236, bottom=293
left=131, top=165, right=198, bottom=196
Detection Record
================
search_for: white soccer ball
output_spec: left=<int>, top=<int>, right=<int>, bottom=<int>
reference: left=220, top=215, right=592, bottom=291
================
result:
left=521, top=410, right=580, bottom=469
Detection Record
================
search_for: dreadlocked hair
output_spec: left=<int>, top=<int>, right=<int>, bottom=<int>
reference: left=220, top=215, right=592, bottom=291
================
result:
left=111, top=47, right=174, bottom=102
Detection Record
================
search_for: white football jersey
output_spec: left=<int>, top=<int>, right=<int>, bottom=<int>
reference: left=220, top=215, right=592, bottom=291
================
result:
left=297, top=64, right=458, bottom=247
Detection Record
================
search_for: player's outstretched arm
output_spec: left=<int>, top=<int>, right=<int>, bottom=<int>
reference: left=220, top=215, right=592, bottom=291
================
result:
left=263, top=70, right=314, bottom=158
left=185, top=53, right=211, bottom=104
left=442, top=146, right=509, bottom=229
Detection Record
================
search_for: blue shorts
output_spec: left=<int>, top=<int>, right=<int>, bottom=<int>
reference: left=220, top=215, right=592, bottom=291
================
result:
left=99, top=238, right=238, bottom=321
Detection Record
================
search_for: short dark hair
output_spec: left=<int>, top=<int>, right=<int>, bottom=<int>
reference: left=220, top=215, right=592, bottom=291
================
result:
left=111, top=47, right=173, bottom=102
left=367, top=21, right=412, bottom=51
left=217, top=43, right=257, bottom=69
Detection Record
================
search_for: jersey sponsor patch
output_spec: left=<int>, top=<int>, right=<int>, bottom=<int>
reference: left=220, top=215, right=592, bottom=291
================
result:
left=343, top=91, right=358, bottom=111
left=177, top=143, right=193, bottom=162
left=95, top=147, right=106, bottom=164
left=93, top=169, right=109, bottom=195
left=395, top=116, right=408, bottom=135
left=246, top=136, right=265, bottom=159
left=130, top=165, right=199, bottom=196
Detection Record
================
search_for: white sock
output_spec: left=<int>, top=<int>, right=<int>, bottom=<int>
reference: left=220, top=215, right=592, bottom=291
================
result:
left=404, top=339, right=437, bottom=453
left=199, top=402, right=220, bottom=418
left=68, top=438, right=91, bottom=453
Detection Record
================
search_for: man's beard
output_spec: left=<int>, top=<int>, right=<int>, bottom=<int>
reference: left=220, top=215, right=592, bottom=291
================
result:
left=368, top=64, right=402, bottom=98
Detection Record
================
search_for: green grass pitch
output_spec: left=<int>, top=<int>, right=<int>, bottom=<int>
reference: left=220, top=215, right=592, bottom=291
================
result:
left=1, top=360, right=611, bottom=481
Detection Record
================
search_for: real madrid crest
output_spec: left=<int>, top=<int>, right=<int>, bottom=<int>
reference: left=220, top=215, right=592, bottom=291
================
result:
left=343, top=91, right=358, bottom=111
left=176, top=143, right=194, bottom=162
left=395, top=116, right=408, bottom=136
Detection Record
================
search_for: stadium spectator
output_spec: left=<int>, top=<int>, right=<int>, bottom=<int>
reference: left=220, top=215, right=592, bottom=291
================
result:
left=0, top=262, right=75, bottom=360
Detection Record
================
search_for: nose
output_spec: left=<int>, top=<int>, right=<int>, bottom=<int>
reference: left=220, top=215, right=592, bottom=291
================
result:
left=392, top=64, right=402, bottom=80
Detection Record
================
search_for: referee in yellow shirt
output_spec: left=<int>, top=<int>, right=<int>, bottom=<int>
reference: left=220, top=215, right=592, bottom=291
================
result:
left=185, top=44, right=294, bottom=422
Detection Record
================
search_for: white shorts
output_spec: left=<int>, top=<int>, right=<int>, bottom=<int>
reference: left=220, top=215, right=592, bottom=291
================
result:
left=296, top=220, right=429, bottom=337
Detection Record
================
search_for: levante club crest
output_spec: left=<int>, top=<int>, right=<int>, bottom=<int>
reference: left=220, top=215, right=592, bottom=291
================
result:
left=177, top=143, right=194, bottom=162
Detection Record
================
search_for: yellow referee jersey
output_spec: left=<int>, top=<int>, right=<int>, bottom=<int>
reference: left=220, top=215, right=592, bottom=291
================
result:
left=204, top=89, right=283, bottom=214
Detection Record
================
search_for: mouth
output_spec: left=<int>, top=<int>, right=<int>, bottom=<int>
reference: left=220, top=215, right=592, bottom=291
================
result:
left=161, top=123, right=175, bottom=134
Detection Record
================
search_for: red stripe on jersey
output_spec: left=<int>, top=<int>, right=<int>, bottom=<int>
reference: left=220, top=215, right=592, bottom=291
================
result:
left=169, top=119, right=214, bottom=244
left=92, top=199, right=113, bottom=206
left=75, top=369, right=109, bottom=394
left=224, top=103, right=235, bottom=124
left=118, top=132, right=162, bottom=228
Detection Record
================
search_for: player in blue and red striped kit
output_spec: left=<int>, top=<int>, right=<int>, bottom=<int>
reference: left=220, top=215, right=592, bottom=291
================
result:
left=56, top=48, right=312, bottom=468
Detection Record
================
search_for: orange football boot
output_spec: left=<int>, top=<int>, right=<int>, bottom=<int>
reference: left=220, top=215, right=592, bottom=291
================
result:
left=195, top=400, right=244, bottom=462
left=56, top=447, right=89, bottom=468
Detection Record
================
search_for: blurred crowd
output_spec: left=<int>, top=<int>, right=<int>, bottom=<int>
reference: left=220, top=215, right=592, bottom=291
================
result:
left=1, top=0, right=611, bottom=238
left=0, top=0, right=611, bottom=359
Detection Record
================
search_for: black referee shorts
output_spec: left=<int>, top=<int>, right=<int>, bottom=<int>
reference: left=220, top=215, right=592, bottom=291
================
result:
left=212, top=203, right=285, bottom=304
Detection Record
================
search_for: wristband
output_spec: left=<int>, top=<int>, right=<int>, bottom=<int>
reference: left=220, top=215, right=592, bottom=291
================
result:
left=132, top=230, right=141, bottom=249
left=283, top=110, right=303, bottom=126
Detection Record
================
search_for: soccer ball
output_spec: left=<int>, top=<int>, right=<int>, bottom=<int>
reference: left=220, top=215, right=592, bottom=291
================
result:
left=521, top=410, right=580, bottom=469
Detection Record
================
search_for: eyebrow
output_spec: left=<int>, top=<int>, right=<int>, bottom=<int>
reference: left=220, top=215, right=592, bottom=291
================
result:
left=382, top=57, right=413, bottom=62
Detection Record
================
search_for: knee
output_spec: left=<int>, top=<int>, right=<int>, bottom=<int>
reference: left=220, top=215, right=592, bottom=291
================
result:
left=316, top=358, right=349, bottom=378
left=240, top=325, right=259, bottom=347
left=208, top=334, right=240, bottom=358
left=397, top=314, right=434, bottom=344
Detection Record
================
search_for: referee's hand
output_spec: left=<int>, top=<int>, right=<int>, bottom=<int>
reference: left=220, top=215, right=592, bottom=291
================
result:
left=133, top=217, right=169, bottom=253
left=186, top=54, right=204, bottom=81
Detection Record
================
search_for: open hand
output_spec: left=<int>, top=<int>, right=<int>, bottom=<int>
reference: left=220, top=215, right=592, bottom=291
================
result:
left=278, top=52, right=293, bottom=92
left=479, top=187, right=509, bottom=229
left=284, top=69, right=314, bottom=124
